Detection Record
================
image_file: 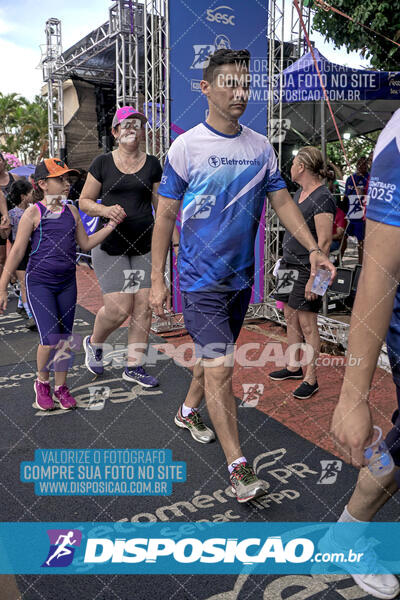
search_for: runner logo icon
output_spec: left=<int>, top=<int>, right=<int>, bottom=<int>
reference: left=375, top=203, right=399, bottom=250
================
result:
left=42, top=529, right=82, bottom=567
left=317, top=460, right=342, bottom=485
left=193, top=195, right=216, bottom=219
left=240, top=383, right=264, bottom=408
left=190, top=45, right=215, bottom=69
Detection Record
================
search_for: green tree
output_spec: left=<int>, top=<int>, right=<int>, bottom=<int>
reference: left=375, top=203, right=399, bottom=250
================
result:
left=312, top=1, right=400, bottom=70
left=0, top=92, right=25, bottom=154
left=0, top=94, right=48, bottom=163
left=327, top=131, right=380, bottom=175
left=19, top=96, right=49, bottom=161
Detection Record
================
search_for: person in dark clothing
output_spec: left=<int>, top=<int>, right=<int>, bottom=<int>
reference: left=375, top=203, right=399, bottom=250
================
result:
left=0, top=158, right=121, bottom=412
left=67, top=168, right=87, bottom=203
left=0, top=152, right=14, bottom=273
left=79, top=106, right=175, bottom=387
left=269, top=146, right=336, bottom=399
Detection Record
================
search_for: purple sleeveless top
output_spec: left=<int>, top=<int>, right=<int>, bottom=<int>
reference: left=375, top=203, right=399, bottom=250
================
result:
left=26, top=202, right=77, bottom=282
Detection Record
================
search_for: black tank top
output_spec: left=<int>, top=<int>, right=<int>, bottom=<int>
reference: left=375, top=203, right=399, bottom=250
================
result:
left=0, top=173, right=16, bottom=210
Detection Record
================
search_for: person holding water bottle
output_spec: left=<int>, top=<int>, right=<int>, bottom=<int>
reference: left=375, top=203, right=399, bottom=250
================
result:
left=0, top=158, right=123, bottom=411
left=327, top=110, right=400, bottom=599
left=269, top=146, right=335, bottom=399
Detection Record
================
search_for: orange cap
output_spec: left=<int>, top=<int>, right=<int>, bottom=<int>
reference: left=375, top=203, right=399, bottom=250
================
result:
left=34, top=158, right=79, bottom=181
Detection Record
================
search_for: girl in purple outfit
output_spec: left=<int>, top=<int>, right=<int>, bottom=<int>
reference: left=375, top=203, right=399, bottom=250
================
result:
left=0, top=158, right=124, bottom=411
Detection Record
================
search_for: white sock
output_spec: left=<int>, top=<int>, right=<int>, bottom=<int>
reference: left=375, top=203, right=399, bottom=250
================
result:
left=55, top=385, right=64, bottom=391
left=228, top=456, right=247, bottom=474
left=334, top=505, right=369, bottom=545
left=37, top=377, right=49, bottom=385
left=23, top=302, right=32, bottom=318
left=181, top=403, right=198, bottom=417
left=338, top=505, right=364, bottom=523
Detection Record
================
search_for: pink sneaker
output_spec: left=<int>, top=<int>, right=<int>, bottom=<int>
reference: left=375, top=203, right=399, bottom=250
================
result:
left=53, top=385, right=77, bottom=410
left=34, top=380, right=55, bottom=411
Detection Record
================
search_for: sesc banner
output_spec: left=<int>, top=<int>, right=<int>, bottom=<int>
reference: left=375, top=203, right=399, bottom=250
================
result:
left=169, top=1, right=269, bottom=137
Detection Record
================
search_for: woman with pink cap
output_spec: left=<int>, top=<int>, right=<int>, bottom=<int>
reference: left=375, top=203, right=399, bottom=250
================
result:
left=80, top=106, right=177, bottom=387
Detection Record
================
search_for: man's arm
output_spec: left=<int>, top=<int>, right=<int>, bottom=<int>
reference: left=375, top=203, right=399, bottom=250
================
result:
left=150, top=194, right=181, bottom=317
left=268, top=188, right=336, bottom=288
left=152, top=183, right=180, bottom=248
left=331, top=218, right=400, bottom=466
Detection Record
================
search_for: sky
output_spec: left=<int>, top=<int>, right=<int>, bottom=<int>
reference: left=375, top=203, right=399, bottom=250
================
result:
left=0, top=0, right=371, bottom=101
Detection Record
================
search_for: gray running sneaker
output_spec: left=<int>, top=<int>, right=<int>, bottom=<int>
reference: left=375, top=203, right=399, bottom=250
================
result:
left=230, top=462, right=267, bottom=503
left=26, top=317, right=37, bottom=330
left=84, top=335, right=104, bottom=375
left=174, top=406, right=215, bottom=444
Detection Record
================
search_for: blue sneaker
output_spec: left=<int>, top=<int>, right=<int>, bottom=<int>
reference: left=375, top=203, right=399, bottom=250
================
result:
left=318, top=526, right=400, bottom=599
left=122, top=366, right=158, bottom=388
left=83, top=335, right=104, bottom=375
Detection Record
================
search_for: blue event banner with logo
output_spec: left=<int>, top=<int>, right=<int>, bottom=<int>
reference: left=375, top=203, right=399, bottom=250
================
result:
left=0, top=522, right=399, bottom=574
left=169, top=1, right=268, bottom=137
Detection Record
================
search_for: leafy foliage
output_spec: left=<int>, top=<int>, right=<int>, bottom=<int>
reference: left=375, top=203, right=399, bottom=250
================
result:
left=312, top=0, right=400, bottom=70
left=0, top=93, right=48, bottom=164
left=326, top=131, right=380, bottom=175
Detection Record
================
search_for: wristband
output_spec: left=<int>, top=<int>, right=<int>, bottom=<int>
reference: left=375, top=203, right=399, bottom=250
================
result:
left=309, top=247, right=322, bottom=255
left=104, top=222, right=116, bottom=230
left=173, top=243, right=179, bottom=247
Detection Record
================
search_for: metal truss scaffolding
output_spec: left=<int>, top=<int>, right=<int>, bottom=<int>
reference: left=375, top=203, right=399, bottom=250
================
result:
left=41, top=19, right=65, bottom=157
left=264, top=0, right=312, bottom=307
left=41, top=1, right=145, bottom=156
left=261, top=0, right=351, bottom=347
left=110, top=1, right=142, bottom=108
left=143, top=0, right=170, bottom=163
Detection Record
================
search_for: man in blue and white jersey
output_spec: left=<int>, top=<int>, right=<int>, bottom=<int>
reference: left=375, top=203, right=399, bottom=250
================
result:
left=342, top=156, right=370, bottom=264
left=329, top=109, right=400, bottom=599
left=150, top=49, right=335, bottom=503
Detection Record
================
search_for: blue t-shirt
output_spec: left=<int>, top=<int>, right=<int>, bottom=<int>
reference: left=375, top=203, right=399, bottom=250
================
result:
left=159, top=122, right=286, bottom=292
left=344, top=172, right=369, bottom=221
left=366, top=109, right=400, bottom=227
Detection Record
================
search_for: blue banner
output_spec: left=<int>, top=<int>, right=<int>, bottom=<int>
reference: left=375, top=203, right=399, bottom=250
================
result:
left=275, top=48, right=400, bottom=104
left=0, top=522, right=399, bottom=574
left=169, top=0, right=268, bottom=137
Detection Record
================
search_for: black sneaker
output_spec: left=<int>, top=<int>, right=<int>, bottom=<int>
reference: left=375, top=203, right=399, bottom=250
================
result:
left=293, top=381, right=319, bottom=399
left=269, top=367, right=303, bottom=381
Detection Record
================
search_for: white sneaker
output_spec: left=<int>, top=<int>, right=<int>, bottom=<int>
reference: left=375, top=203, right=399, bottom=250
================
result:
left=352, top=572, right=400, bottom=599
left=318, top=528, right=400, bottom=599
